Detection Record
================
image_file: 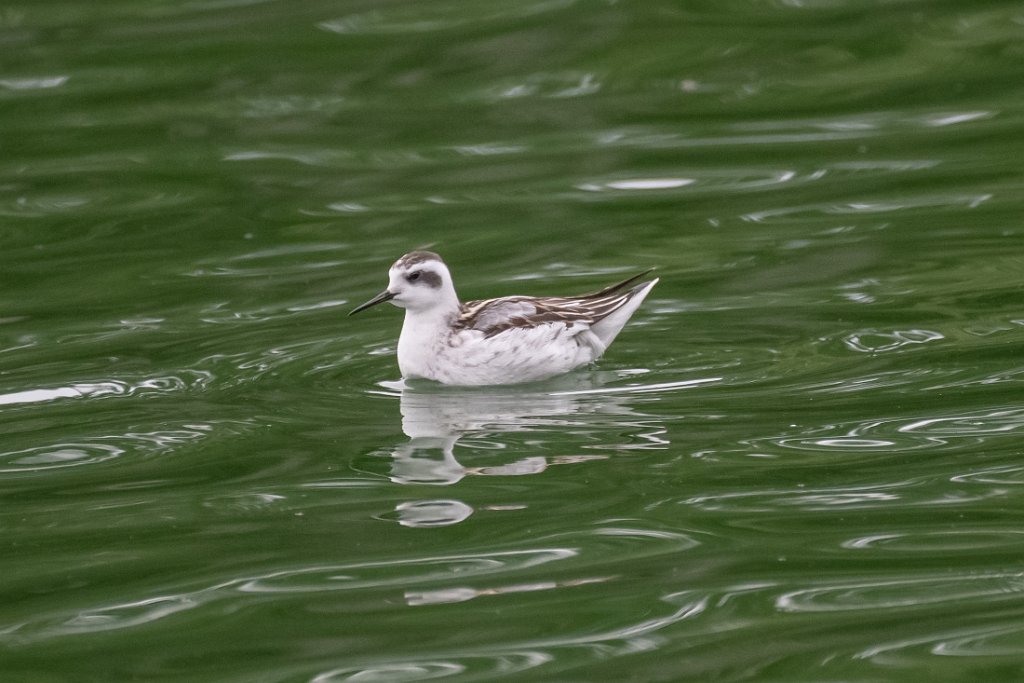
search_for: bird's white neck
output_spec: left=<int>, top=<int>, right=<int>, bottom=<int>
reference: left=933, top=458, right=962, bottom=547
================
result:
left=396, top=290, right=460, bottom=380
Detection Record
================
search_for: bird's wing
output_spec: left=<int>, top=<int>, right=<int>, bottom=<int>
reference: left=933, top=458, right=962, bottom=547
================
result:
left=459, top=272, right=654, bottom=339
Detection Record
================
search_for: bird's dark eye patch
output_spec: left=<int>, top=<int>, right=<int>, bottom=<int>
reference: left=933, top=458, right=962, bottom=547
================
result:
left=407, top=270, right=442, bottom=288
left=407, top=269, right=442, bottom=288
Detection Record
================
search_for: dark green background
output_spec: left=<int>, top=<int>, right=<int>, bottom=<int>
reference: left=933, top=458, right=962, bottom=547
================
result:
left=3, top=1, right=1024, bottom=680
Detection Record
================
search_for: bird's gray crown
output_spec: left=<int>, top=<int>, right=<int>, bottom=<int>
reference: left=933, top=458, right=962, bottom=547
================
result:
left=395, top=251, right=443, bottom=270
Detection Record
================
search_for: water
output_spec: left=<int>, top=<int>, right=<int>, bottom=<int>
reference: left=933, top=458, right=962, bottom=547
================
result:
left=3, top=0, right=1024, bottom=680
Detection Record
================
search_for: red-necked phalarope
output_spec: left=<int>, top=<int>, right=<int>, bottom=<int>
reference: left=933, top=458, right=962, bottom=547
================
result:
left=349, top=251, right=658, bottom=386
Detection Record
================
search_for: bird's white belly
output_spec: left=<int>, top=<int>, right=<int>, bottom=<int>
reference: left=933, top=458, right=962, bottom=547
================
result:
left=398, top=319, right=600, bottom=386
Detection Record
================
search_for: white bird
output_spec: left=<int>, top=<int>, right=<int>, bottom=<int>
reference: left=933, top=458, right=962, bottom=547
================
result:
left=349, top=251, right=658, bottom=386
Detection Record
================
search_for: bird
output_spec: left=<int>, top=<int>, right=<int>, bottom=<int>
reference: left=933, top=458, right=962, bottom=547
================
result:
left=349, top=251, right=658, bottom=386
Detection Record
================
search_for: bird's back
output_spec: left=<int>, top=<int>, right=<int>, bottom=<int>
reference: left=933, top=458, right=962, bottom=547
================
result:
left=457, top=271, right=658, bottom=342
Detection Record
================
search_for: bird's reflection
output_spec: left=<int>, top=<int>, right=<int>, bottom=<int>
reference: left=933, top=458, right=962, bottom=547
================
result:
left=374, top=373, right=668, bottom=527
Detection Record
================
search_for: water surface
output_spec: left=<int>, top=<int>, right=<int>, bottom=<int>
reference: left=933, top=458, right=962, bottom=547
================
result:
left=3, top=0, right=1024, bottom=680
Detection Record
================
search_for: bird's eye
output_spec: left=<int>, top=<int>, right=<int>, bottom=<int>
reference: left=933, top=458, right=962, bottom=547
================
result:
left=407, top=271, right=421, bottom=282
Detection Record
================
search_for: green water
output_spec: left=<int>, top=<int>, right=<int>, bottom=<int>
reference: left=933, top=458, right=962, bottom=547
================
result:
left=3, top=1, right=1024, bottom=680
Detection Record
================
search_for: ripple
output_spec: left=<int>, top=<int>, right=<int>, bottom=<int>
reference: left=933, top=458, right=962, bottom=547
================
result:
left=0, top=185, right=207, bottom=219
left=202, top=492, right=287, bottom=513
left=929, top=623, right=1024, bottom=657
left=782, top=437, right=902, bottom=450
left=551, top=376, right=721, bottom=397
left=777, top=571, right=1024, bottom=613
left=591, top=126, right=874, bottom=151
left=852, top=621, right=1024, bottom=664
left=238, top=94, right=349, bottom=118
left=898, top=408, right=1024, bottom=437
left=730, top=407, right=1024, bottom=459
left=578, top=177, right=696, bottom=192
left=222, top=148, right=355, bottom=167
left=568, top=525, right=701, bottom=553
left=318, top=0, right=575, bottom=35
left=54, top=595, right=200, bottom=634
left=742, top=193, right=991, bottom=223
left=0, top=421, right=247, bottom=478
left=197, top=301, right=349, bottom=324
left=390, top=500, right=475, bottom=527
left=918, top=110, right=994, bottom=127
left=0, top=75, right=69, bottom=90
left=196, top=341, right=341, bottom=387
left=1, top=519, right=704, bottom=648
left=0, top=385, right=99, bottom=406
left=0, top=372, right=214, bottom=407
left=828, top=159, right=940, bottom=172
left=314, top=661, right=467, bottom=682
left=576, top=168, right=810, bottom=196
left=310, top=653, right=552, bottom=682
left=0, top=593, right=206, bottom=645
left=804, top=368, right=958, bottom=395
left=841, top=328, right=945, bottom=353
left=471, top=72, right=602, bottom=101
left=842, top=529, right=1024, bottom=552
left=951, top=465, right=1024, bottom=485
left=514, top=525, right=704, bottom=574
left=450, top=143, right=526, bottom=157
left=0, top=442, right=124, bottom=473
left=0, top=548, right=575, bottom=644
left=734, top=107, right=997, bottom=132
left=187, top=242, right=349, bottom=278
left=0, top=194, right=90, bottom=217
left=682, top=478, right=1006, bottom=513
left=237, top=549, right=575, bottom=594
left=405, top=576, right=609, bottom=607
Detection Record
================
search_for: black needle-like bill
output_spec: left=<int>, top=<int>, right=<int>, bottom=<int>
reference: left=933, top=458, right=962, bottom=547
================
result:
left=348, top=290, right=395, bottom=316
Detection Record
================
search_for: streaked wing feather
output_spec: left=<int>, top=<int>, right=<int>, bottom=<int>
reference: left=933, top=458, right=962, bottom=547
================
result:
left=459, top=281, right=644, bottom=338
left=460, top=298, right=536, bottom=331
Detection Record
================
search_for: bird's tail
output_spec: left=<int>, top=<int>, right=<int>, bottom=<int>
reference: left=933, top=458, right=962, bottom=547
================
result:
left=589, top=277, right=659, bottom=350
